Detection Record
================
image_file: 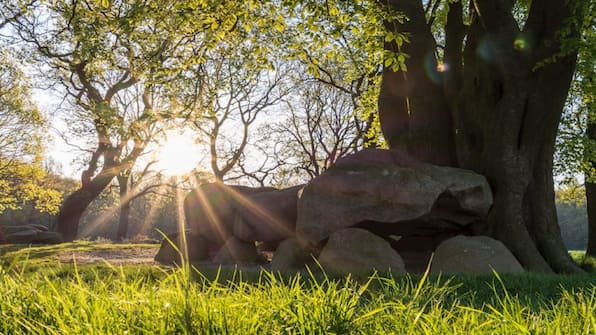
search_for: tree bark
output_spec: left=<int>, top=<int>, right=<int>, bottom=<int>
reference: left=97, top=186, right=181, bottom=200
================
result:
left=116, top=173, right=131, bottom=241
left=56, top=143, right=144, bottom=242
left=379, top=0, right=583, bottom=272
left=380, top=0, right=456, bottom=166
left=586, top=121, right=596, bottom=257
left=56, top=170, right=116, bottom=241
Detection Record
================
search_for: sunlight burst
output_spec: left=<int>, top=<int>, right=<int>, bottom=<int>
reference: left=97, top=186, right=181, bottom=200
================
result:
left=154, top=131, right=202, bottom=176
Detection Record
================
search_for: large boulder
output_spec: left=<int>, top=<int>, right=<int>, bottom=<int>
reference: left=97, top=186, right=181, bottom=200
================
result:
left=212, top=236, right=259, bottom=265
left=430, top=235, right=524, bottom=274
left=1, top=224, right=63, bottom=244
left=269, top=238, right=313, bottom=272
left=184, top=183, right=276, bottom=244
left=233, top=185, right=304, bottom=242
left=155, top=231, right=210, bottom=265
left=317, top=228, right=406, bottom=276
left=296, top=148, right=493, bottom=246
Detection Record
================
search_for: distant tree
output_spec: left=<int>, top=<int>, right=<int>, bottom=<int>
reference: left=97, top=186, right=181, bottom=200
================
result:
left=554, top=3, right=596, bottom=257
left=0, top=167, right=77, bottom=227
left=0, top=50, right=61, bottom=215
left=266, top=80, right=368, bottom=183
left=178, top=40, right=289, bottom=182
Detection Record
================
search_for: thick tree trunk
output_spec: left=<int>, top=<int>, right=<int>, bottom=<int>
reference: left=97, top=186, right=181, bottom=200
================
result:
left=586, top=122, right=596, bottom=257
left=115, top=174, right=131, bottom=241
left=380, top=0, right=456, bottom=166
left=56, top=171, right=115, bottom=242
left=585, top=181, right=596, bottom=257
left=379, top=0, right=583, bottom=272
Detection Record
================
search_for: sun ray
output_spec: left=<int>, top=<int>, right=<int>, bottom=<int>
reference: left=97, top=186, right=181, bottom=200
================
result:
left=81, top=179, right=166, bottom=238
left=223, top=185, right=295, bottom=238
left=189, top=177, right=231, bottom=245
left=175, top=176, right=189, bottom=261
left=136, top=183, right=170, bottom=237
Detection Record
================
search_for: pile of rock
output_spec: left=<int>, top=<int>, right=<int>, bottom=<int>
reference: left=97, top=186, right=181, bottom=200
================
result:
left=155, top=148, right=524, bottom=275
left=0, top=223, right=63, bottom=244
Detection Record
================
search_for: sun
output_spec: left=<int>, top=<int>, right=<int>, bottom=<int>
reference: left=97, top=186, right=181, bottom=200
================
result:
left=153, top=131, right=202, bottom=176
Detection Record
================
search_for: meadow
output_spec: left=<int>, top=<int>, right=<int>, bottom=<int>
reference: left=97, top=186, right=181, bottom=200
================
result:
left=0, top=242, right=595, bottom=335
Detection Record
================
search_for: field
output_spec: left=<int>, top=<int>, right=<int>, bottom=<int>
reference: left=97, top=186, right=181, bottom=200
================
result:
left=0, top=242, right=595, bottom=334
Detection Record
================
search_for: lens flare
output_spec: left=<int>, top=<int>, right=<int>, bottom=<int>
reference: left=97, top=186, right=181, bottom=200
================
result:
left=436, top=63, right=449, bottom=73
left=513, top=35, right=529, bottom=51
left=476, top=37, right=496, bottom=63
left=423, top=52, right=442, bottom=84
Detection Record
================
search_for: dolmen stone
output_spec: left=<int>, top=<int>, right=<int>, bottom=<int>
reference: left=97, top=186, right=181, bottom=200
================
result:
left=269, top=238, right=313, bottom=272
left=430, top=235, right=524, bottom=274
left=317, top=228, right=406, bottom=276
left=184, top=183, right=276, bottom=245
left=1, top=224, right=63, bottom=244
left=296, top=148, right=493, bottom=247
left=233, top=185, right=304, bottom=242
left=212, top=236, right=258, bottom=265
left=154, top=231, right=210, bottom=265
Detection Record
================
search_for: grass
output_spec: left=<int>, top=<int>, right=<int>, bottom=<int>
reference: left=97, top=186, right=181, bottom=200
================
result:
left=0, top=242, right=595, bottom=334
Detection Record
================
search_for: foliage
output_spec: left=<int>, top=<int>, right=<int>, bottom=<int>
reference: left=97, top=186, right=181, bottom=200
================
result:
left=0, top=48, right=61, bottom=215
left=0, top=50, right=45, bottom=165
left=555, top=2, right=596, bottom=182
left=0, top=159, right=62, bottom=215
left=279, top=0, right=407, bottom=147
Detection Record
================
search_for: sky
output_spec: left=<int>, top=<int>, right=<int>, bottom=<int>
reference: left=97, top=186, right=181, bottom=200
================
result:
left=34, top=88, right=204, bottom=179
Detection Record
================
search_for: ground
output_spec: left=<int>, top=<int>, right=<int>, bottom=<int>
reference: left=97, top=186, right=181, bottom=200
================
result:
left=0, top=241, right=160, bottom=266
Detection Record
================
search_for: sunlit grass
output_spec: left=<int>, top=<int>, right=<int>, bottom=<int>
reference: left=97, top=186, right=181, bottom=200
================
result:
left=0, top=244, right=595, bottom=335
left=570, top=250, right=596, bottom=271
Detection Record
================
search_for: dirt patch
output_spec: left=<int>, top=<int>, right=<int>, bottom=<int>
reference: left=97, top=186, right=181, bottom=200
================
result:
left=56, top=247, right=159, bottom=265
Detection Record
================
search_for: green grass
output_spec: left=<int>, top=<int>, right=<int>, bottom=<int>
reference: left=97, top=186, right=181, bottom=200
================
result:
left=570, top=250, right=596, bottom=270
left=0, top=243, right=595, bottom=334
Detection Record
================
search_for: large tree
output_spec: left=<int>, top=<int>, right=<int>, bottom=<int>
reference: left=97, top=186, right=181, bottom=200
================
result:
left=11, top=0, right=247, bottom=241
left=378, top=0, right=587, bottom=272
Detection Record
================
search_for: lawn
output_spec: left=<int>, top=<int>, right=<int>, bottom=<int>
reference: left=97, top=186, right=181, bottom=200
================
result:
left=0, top=242, right=595, bottom=334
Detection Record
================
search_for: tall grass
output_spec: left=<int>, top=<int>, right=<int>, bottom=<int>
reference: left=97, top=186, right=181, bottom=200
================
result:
left=1, top=260, right=595, bottom=335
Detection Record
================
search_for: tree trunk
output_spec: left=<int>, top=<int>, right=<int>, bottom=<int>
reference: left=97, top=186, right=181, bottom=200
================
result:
left=56, top=171, right=115, bottom=242
left=115, top=174, right=131, bottom=241
left=586, top=122, right=596, bottom=257
left=379, top=0, right=583, bottom=272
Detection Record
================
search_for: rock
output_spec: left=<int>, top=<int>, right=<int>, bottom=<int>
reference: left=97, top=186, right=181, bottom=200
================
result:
left=5, top=229, right=63, bottom=244
left=317, top=228, right=406, bottom=276
left=233, top=185, right=304, bottom=242
left=6, top=230, right=38, bottom=243
left=296, top=148, right=493, bottom=246
left=26, top=224, right=49, bottom=232
left=3, top=224, right=46, bottom=235
left=270, top=238, right=313, bottom=272
left=34, top=231, right=63, bottom=244
left=212, top=237, right=258, bottom=265
left=184, top=183, right=276, bottom=244
left=430, top=235, right=524, bottom=274
left=155, top=231, right=210, bottom=265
